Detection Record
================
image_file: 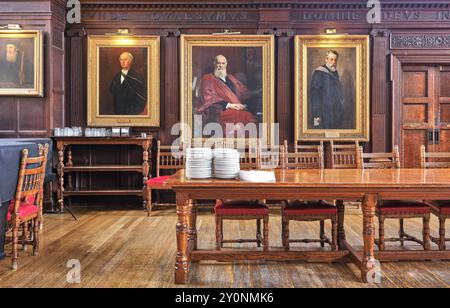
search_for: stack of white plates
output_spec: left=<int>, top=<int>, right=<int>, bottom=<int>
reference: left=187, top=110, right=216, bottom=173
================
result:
left=213, top=149, right=240, bottom=179
left=186, top=148, right=213, bottom=179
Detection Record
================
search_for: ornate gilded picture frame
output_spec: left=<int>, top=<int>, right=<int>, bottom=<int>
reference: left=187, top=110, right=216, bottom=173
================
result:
left=180, top=34, right=275, bottom=145
left=295, top=35, right=370, bottom=141
left=0, top=30, right=43, bottom=96
left=87, top=35, right=160, bottom=127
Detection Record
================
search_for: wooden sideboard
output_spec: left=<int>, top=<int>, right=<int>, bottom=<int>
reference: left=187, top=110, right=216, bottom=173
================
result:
left=54, top=136, right=153, bottom=210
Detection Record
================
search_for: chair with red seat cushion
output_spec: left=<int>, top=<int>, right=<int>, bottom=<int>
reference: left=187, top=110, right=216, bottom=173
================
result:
left=376, top=200, right=431, bottom=251
left=215, top=200, right=269, bottom=251
left=359, top=146, right=431, bottom=251
left=427, top=201, right=450, bottom=250
left=421, top=145, right=450, bottom=250
left=7, top=200, right=38, bottom=222
left=214, top=141, right=271, bottom=251
left=7, top=144, right=49, bottom=270
left=144, top=141, right=184, bottom=216
left=282, top=200, right=337, bottom=251
left=280, top=143, right=338, bottom=251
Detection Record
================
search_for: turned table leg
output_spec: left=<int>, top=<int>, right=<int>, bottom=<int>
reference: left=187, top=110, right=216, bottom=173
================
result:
left=175, top=193, right=191, bottom=284
left=362, top=194, right=378, bottom=283
left=187, top=199, right=198, bottom=252
left=336, top=200, right=346, bottom=250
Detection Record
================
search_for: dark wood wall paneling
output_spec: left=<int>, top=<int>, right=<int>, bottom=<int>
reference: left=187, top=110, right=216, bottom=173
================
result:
left=0, top=0, right=66, bottom=137
left=2, top=0, right=450, bottom=173
left=63, top=0, right=450, bottom=150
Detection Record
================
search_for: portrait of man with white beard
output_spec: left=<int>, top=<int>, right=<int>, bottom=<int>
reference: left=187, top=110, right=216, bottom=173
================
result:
left=0, top=41, right=34, bottom=88
left=196, top=54, right=258, bottom=136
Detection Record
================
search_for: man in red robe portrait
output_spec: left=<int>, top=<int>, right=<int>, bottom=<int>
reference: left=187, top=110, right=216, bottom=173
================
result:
left=196, top=54, right=257, bottom=137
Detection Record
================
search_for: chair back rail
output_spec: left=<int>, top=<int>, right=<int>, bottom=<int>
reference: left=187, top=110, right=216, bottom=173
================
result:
left=420, top=145, right=450, bottom=169
left=283, top=141, right=324, bottom=169
left=156, top=140, right=184, bottom=177
left=358, top=146, right=400, bottom=169
left=330, top=141, right=360, bottom=169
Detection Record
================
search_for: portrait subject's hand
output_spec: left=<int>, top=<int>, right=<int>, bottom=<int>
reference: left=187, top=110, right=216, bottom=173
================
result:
left=227, top=104, right=247, bottom=111
left=313, top=117, right=321, bottom=127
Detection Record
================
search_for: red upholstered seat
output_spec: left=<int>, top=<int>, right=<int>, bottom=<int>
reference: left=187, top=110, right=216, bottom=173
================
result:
left=7, top=203, right=39, bottom=221
left=9, top=195, right=36, bottom=208
left=284, top=201, right=337, bottom=216
left=432, top=201, right=450, bottom=215
left=215, top=200, right=269, bottom=216
left=147, top=175, right=171, bottom=186
left=378, top=200, right=430, bottom=215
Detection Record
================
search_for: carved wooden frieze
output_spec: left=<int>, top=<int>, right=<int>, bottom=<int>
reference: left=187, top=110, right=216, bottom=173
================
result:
left=81, top=10, right=257, bottom=23
left=391, top=34, right=450, bottom=49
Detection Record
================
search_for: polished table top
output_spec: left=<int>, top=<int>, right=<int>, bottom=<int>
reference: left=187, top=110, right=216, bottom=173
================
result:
left=168, top=168, right=450, bottom=188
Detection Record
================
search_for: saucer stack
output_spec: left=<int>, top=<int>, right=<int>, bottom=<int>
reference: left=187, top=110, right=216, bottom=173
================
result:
left=213, top=149, right=240, bottom=179
left=186, top=148, right=213, bottom=179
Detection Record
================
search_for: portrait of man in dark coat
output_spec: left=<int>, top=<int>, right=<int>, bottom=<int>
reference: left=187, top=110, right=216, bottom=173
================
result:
left=109, top=52, right=147, bottom=115
left=309, top=50, right=345, bottom=129
left=0, top=41, right=34, bottom=88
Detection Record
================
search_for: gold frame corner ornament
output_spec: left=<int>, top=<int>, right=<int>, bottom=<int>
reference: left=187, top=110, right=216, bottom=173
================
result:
left=0, top=29, right=43, bottom=97
left=87, top=35, right=160, bottom=127
left=294, top=35, right=370, bottom=142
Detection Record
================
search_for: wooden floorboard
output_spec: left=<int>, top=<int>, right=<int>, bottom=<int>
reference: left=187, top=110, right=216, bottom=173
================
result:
left=0, top=205, right=448, bottom=288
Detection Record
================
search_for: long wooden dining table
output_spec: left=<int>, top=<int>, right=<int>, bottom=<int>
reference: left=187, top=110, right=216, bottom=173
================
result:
left=167, top=168, right=450, bottom=284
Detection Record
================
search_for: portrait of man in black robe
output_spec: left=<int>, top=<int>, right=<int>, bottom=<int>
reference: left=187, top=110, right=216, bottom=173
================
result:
left=0, top=41, right=34, bottom=88
left=109, top=52, right=147, bottom=115
left=309, top=50, right=345, bottom=130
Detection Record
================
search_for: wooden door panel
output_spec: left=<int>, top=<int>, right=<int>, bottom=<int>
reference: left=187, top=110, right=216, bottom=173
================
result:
left=403, top=71, right=428, bottom=98
left=439, top=103, right=450, bottom=124
left=437, top=129, right=450, bottom=152
left=403, top=104, right=428, bottom=124
left=399, top=66, right=435, bottom=167
left=402, top=130, right=427, bottom=168
left=437, top=67, right=450, bottom=152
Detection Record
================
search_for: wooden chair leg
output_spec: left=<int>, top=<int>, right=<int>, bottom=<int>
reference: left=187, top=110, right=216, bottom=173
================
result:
left=256, top=219, right=261, bottom=247
left=39, top=205, right=44, bottom=232
left=12, top=222, right=19, bottom=270
left=282, top=217, right=289, bottom=251
left=146, top=188, right=152, bottom=216
left=22, top=222, right=28, bottom=251
left=263, top=216, right=269, bottom=252
left=33, top=217, right=40, bottom=256
left=378, top=216, right=386, bottom=251
left=215, top=216, right=222, bottom=251
left=423, top=214, right=431, bottom=251
left=399, top=218, right=405, bottom=247
left=220, top=217, right=224, bottom=248
left=331, top=218, right=338, bottom=251
left=439, top=217, right=447, bottom=251
left=320, top=220, right=325, bottom=248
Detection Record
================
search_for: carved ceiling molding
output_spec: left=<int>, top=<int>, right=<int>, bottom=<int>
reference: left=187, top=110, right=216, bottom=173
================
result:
left=80, top=2, right=449, bottom=11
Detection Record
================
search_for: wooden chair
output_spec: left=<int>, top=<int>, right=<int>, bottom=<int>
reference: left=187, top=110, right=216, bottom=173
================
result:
left=359, top=146, right=431, bottom=251
left=283, top=140, right=324, bottom=169
left=281, top=142, right=337, bottom=251
left=421, top=145, right=450, bottom=250
left=145, top=141, right=184, bottom=216
left=7, top=144, right=49, bottom=270
left=358, top=145, right=401, bottom=169
left=330, top=141, right=360, bottom=169
left=215, top=141, right=269, bottom=251
left=257, top=140, right=283, bottom=170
